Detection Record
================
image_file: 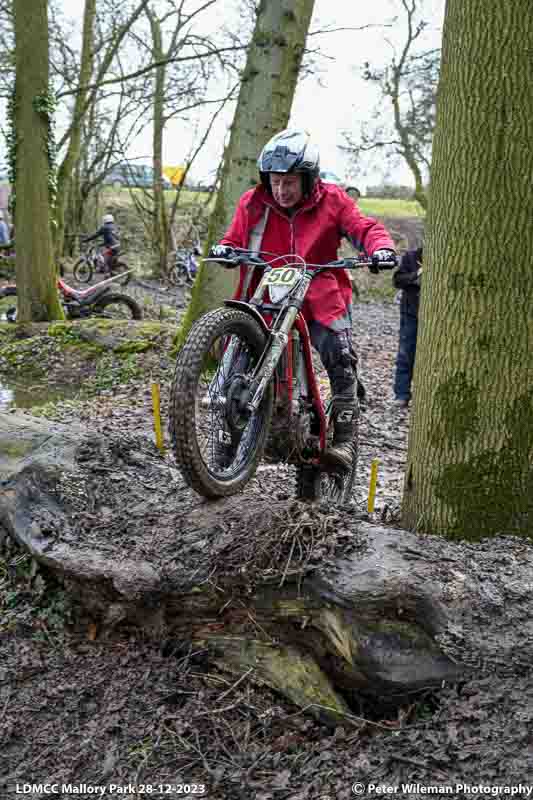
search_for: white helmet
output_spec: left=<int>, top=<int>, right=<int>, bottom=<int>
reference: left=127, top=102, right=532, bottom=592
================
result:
left=103, top=213, right=114, bottom=224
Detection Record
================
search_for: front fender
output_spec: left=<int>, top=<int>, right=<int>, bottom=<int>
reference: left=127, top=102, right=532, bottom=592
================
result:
left=223, top=300, right=270, bottom=337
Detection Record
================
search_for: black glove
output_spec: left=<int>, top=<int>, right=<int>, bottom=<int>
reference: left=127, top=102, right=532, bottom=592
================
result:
left=370, top=248, right=398, bottom=273
left=208, top=244, right=238, bottom=267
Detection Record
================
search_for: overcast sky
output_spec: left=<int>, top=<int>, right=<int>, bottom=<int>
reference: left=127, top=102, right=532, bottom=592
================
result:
left=59, top=0, right=444, bottom=187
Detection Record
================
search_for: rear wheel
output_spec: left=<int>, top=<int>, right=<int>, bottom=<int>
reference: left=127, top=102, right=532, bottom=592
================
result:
left=92, top=293, right=142, bottom=320
left=73, top=257, right=93, bottom=283
left=295, top=404, right=359, bottom=505
left=169, top=307, right=273, bottom=498
left=169, top=261, right=192, bottom=286
left=110, top=261, right=132, bottom=286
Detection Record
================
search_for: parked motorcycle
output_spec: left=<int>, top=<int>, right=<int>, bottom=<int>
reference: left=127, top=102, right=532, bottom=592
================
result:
left=73, top=243, right=131, bottom=286
left=0, top=272, right=142, bottom=322
left=169, top=245, right=200, bottom=286
left=168, top=248, right=383, bottom=503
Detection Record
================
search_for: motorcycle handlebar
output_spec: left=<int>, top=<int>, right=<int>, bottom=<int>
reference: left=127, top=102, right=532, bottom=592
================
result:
left=202, top=253, right=396, bottom=271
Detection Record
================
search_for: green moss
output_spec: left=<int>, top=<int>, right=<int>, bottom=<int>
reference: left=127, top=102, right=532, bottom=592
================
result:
left=0, top=337, right=46, bottom=374
left=432, top=371, right=479, bottom=446
left=433, top=390, right=533, bottom=540
left=114, top=339, right=153, bottom=354
left=138, top=321, right=167, bottom=337
left=0, top=440, right=36, bottom=458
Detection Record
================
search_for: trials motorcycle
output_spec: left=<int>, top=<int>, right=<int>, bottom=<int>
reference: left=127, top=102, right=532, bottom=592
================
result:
left=168, top=249, right=380, bottom=503
left=0, top=272, right=141, bottom=322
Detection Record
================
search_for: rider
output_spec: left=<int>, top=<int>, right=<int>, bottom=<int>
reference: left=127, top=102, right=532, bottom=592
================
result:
left=208, top=128, right=397, bottom=471
left=83, top=213, right=120, bottom=273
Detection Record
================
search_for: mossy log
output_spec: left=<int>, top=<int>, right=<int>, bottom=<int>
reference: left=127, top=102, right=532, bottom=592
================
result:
left=3, top=413, right=532, bottom=725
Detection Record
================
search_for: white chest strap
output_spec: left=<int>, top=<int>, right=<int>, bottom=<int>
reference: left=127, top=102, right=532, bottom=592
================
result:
left=240, top=207, right=270, bottom=298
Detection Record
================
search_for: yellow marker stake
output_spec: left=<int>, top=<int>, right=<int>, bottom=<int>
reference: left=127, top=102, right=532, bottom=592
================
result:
left=367, top=458, right=379, bottom=513
left=151, top=382, right=165, bottom=453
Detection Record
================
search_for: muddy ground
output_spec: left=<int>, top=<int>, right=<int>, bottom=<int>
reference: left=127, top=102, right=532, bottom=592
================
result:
left=1, top=275, right=533, bottom=799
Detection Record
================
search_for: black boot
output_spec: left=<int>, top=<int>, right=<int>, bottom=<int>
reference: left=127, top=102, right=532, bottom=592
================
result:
left=323, top=398, right=358, bottom=472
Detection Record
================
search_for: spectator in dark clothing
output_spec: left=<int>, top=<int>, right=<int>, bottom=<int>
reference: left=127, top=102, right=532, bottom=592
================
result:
left=392, top=246, right=423, bottom=408
left=84, top=213, right=120, bottom=272
left=0, top=211, right=10, bottom=245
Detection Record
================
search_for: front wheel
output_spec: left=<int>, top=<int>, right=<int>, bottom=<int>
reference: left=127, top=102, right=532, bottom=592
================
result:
left=92, top=293, right=143, bottom=320
left=169, top=307, right=273, bottom=498
left=73, top=257, right=93, bottom=283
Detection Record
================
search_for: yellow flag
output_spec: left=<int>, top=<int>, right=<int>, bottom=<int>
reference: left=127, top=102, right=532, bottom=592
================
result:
left=163, top=166, right=186, bottom=186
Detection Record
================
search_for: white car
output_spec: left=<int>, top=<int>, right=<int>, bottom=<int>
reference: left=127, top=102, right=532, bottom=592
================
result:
left=319, top=170, right=360, bottom=199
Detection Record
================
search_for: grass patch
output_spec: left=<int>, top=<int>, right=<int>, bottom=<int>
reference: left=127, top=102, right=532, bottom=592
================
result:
left=358, top=198, right=425, bottom=218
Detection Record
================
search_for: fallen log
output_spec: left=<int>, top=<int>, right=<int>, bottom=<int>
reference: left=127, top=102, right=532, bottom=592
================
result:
left=2, top=412, right=532, bottom=725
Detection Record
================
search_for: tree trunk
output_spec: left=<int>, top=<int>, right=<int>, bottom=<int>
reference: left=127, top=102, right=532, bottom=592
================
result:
left=178, top=0, right=316, bottom=343
left=13, top=0, right=63, bottom=322
left=0, top=412, right=477, bottom=726
left=402, top=0, right=533, bottom=539
left=148, top=11, right=168, bottom=278
left=55, top=0, right=96, bottom=259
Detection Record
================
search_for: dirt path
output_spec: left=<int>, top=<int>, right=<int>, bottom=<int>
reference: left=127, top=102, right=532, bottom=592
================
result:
left=2, top=294, right=532, bottom=799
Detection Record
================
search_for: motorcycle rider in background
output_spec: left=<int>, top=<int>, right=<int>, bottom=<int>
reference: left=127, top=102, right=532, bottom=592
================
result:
left=83, top=213, right=120, bottom=273
left=208, top=128, right=397, bottom=471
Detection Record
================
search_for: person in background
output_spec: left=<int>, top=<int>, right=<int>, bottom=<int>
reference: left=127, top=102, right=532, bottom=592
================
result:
left=0, top=211, right=10, bottom=246
left=392, top=246, right=423, bottom=409
left=83, top=213, right=120, bottom=272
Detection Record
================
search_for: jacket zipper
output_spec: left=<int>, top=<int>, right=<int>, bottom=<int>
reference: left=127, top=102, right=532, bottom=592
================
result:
left=264, top=200, right=305, bottom=256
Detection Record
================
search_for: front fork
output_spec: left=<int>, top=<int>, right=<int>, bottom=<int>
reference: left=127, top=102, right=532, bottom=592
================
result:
left=247, top=306, right=299, bottom=413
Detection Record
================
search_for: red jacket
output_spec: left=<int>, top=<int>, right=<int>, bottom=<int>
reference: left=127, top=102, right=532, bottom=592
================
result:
left=221, top=180, right=394, bottom=328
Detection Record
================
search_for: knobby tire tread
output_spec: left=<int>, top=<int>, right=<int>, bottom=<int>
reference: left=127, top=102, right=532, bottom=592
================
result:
left=169, top=307, right=273, bottom=498
left=93, top=293, right=143, bottom=320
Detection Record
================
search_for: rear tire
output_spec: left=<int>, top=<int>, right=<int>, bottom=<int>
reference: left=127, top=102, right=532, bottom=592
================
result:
left=169, top=307, right=273, bottom=498
left=111, top=261, right=132, bottom=286
left=92, top=293, right=142, bottom=320
left=295, top=404, right=359, bottom=505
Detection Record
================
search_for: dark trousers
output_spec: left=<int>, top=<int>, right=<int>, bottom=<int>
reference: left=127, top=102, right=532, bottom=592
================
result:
left=394, top=310, right=418, bottom=401
left=308, top=320, right=357, bottom=401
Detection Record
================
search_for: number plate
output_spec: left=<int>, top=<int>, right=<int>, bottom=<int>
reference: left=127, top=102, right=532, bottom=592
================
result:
left=263, top=267, right=299, bottom=287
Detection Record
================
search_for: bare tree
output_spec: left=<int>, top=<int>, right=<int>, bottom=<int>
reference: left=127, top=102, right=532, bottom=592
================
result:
left=178, top=0, right=317, bottom=341
left=342, top=0, right=440, bottom=210
left=143, top=0, right=226, bottom=276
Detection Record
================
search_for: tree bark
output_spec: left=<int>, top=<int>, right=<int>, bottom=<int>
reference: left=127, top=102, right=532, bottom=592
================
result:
left=147, top=9, right=168, bottom=278
left=178, top=0, right=316, bottom=343
left=402, top=0, right=533, bottom=538
left=55, top=0, right=96, bottom=259
left=13, top=0, right=63, bottom=322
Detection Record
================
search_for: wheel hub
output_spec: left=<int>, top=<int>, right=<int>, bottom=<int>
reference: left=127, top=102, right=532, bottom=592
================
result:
left=225, top=375, right=252, bottom=432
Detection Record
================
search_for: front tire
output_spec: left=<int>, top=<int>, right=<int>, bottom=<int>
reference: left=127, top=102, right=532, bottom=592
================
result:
left=169, top=307, right=273, bottom=498
left=92, top=293, right=143, bottom=320
left=73, top=257, right=93, bottom=283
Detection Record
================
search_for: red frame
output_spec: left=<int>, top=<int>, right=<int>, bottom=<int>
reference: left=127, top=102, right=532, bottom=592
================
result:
left=272, top=311, right=327, bottom=454
left=294, top=314, right=327, bottom=452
